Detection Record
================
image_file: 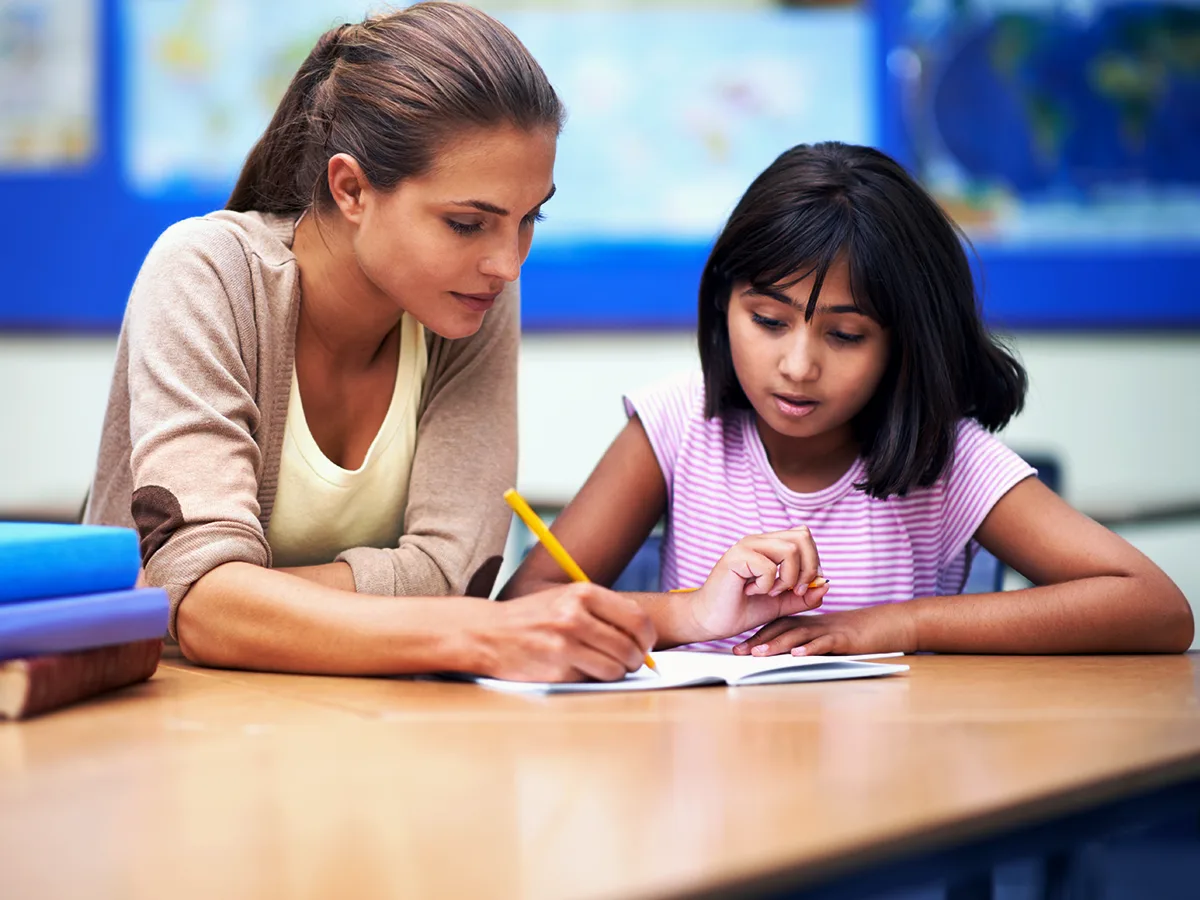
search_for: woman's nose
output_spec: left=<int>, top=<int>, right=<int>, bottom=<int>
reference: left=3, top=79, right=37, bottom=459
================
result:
left=479, top=237, right=522, bottom=283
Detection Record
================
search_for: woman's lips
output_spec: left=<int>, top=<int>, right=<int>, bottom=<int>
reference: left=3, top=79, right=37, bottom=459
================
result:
left=451, top=291, right=499, bottom=312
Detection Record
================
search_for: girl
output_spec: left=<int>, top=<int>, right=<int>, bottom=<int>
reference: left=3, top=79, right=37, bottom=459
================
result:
left=503, top=141, right=1192, bottom=657
left=85, top=3, right=655, bottom=682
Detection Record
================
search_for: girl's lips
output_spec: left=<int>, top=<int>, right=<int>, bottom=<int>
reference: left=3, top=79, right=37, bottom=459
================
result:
left=451, top=291, right=498, bottom=312
left=773, top=394, right=819, bottom=418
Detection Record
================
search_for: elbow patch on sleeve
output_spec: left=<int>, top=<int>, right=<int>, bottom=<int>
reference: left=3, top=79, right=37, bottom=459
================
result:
left=465, top=555, right=504, bottom=598
left=131, top=485, right=185, bottom=566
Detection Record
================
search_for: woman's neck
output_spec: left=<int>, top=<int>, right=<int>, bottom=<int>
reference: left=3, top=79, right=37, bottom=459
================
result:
left=291, top=210, right=403, bottom=371
left=754, top=416, right=860, bottom=494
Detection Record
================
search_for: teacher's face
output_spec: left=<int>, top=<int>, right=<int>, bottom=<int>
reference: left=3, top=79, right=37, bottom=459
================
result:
left=350, top=123, right=556, bottom=339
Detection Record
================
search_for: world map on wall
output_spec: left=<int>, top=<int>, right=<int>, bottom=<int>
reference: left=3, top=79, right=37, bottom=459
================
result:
left=900, top=0, right=1200, bottom=243
left=122, top=1, right=872, bottom=241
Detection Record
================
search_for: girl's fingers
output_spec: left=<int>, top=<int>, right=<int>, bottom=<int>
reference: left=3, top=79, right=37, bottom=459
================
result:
left=733, top=551, right=779, bottom=596
left=768, top=540, right=801, bottom=596
left=749, top=625, right=814, bottom=656
left=777, top=583, right=828, bottom=617
left=791, top=634, right=839, bottom=657
left=732, top=616, right=801, bottom=654
left=792, top=535, right=822, bottom=595
left=798, top=581, right=830, bottom=611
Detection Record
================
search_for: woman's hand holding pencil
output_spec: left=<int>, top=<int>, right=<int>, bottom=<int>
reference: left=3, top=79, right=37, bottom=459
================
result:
left=503, top=489, right=659, bottom=678
left=677, top=528, right=830, bottom=644
left=467, top=584, right=657, bottom=683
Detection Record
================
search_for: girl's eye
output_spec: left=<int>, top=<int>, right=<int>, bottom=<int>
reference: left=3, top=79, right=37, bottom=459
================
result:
left=447, top=219, right=483, bottom=236
left=750, top=312, right=786, bottom=331
left=521, top=210, right=545, bottom=227
left=830, top=330, right=865, bottom=345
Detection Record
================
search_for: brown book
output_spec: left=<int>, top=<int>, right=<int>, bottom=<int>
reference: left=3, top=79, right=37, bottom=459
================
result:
left=0, top=639, right=163, bottom=720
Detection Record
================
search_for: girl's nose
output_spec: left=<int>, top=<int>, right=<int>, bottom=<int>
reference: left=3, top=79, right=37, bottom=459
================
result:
left=779, top=332, right=820, bottom=382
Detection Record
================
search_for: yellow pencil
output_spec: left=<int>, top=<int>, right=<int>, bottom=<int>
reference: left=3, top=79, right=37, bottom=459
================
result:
left=503, top=489, right=659, bottom=675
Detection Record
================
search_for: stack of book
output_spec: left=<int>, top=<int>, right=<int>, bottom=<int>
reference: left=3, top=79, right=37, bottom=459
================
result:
left=0, top=523, right=169, bottom=720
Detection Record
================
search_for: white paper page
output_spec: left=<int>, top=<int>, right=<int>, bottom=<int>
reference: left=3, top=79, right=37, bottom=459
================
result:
left=466, top=651, right=906, bottom=694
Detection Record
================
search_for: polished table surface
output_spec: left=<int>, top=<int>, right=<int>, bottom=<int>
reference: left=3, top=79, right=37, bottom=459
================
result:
left=4, top=653, right=1200, bottom=900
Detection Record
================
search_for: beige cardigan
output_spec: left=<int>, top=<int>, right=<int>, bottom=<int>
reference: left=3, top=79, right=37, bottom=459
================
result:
left=84, top=210, right=518, bottom=636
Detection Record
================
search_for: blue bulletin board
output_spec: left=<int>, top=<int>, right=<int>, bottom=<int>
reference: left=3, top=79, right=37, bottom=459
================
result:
left=0, top=0, right=1197, bottom=333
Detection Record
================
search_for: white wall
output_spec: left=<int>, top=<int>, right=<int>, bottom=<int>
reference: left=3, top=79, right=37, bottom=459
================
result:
left=2, top=331, right=1198, bottom=626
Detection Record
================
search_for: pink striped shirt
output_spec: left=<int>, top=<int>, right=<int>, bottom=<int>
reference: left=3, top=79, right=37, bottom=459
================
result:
left=624, top=372, right=1035, bottom=651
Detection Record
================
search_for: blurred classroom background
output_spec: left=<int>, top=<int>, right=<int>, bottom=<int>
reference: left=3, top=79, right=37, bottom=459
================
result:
left=1, top=0, right=1198, bottom=633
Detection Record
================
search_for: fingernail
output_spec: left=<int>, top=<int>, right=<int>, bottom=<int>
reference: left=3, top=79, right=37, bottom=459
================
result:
left=752, top=644, right=769, bottom=655
left=791, top=647, right=808, bottom=656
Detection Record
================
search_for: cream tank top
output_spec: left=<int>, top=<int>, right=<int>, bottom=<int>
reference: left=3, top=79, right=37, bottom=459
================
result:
left=266, top=312, right=428, bottom=568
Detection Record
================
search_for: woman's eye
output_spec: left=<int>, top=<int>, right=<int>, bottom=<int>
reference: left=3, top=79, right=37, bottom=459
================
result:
left=830, top=330, right=865, bottom=344
left=751, top=312, right=786, bottom=330
left=447, top=219, right=483, bottom=236
left=521, top=210, right=546, bottom=227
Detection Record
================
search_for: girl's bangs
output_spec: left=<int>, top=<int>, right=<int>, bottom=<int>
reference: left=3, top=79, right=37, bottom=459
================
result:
left=737, top=211, right=882, bottom=324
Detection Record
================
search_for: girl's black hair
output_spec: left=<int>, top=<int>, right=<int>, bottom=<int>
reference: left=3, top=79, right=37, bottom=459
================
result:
left=698, top=141, right=1027, bottom=499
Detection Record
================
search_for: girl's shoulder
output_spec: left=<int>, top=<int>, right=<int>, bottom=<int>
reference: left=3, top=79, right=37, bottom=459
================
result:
left=622, top=370, right=735, bottom=486
left=623, top=370, right=707, bottom=427
left=943, top=418, right=1035, bottom=490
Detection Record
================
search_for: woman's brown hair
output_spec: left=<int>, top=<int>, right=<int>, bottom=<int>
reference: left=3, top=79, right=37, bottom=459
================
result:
left=227, top=1, right=564, bottom=214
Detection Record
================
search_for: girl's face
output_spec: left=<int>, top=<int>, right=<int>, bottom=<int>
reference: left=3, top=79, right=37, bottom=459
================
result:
left=351, top=123, right=557, bottom=339
left=726, top=259, right=889, bottom=447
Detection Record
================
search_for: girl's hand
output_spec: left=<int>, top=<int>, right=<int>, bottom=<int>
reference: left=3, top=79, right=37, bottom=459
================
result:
left=470, top=583, right=656, bottom=682
left=686, top=527, right=830, bottom=642
left=731, top=603, right=918, bottom=657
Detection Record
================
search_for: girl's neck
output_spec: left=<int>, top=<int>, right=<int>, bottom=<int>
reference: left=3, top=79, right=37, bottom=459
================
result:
left=292, top=210, right=403, bottom=371
left=754, top=416, right=860, bottom=494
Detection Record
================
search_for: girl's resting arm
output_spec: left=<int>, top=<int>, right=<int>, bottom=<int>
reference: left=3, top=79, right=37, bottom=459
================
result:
left=743, top=477, right=1193, bottom=656
left=918, top=475, right=1193, bottom=653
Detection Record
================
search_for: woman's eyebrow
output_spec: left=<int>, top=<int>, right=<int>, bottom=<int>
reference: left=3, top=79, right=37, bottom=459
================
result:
left=448, top=184, right=557, bottom=218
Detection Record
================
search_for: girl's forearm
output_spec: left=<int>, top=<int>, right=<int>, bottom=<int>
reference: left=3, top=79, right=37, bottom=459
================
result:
left=910, top=572, right=1193, bottom=654
left=276, top=561, right=357, bottom=591
left=177, top=561, right=486, bottom=674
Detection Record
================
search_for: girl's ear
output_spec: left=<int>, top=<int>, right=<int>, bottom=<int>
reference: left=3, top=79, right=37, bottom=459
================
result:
left=326, top=153, right=370, bottom=224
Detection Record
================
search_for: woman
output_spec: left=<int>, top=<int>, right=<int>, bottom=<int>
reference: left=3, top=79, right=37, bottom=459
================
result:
left=85, top=3, right=654, bottom=682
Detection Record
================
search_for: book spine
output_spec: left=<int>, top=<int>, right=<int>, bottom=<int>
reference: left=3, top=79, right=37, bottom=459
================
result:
left=5, top=639, right=163, bottom=720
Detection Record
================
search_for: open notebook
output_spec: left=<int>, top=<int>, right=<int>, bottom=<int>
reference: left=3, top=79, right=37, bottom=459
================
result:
left=460, top=651, right=908, bottom=694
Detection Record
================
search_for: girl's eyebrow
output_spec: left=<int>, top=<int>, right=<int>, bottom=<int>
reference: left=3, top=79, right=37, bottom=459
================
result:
left=743, top=286, right=865, bottom=316
left=816, top=303, right=867, bottom=316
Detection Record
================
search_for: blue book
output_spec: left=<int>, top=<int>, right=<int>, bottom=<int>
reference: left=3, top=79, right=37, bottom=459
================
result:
left=0, top=588, right=168, bottom=661
left=0, top=522, right=141, bottom=604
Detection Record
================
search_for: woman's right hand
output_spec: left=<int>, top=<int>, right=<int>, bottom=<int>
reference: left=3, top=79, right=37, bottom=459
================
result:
left=467, top=583, right=656, bottom=682
left=684, top=527, right=829, bottom=642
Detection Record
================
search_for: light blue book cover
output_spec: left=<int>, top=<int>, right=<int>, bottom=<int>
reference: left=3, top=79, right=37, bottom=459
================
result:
left=0, top=523, right=141, bottom=604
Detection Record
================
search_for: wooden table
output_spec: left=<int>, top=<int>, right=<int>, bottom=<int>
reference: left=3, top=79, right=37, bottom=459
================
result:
left=3, top=653, right=1200, bottom=899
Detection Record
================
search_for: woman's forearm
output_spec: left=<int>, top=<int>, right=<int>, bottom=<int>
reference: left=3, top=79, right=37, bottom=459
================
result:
left=177, top=561, right=485, bottom=675
left=911, top=571, right=1193, bottom=654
